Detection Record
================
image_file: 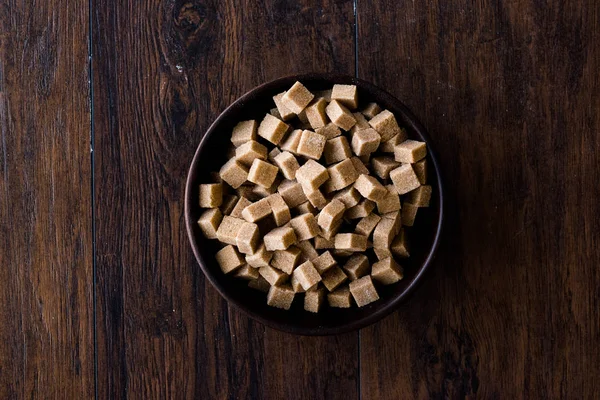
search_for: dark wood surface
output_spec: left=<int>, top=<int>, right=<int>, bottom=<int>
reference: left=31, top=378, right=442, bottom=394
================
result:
left=0, top=0, right=94, bottom=398
left=2, top=0, right=599, bottom=398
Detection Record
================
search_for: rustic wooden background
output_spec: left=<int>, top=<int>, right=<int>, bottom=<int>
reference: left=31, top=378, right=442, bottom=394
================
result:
left=1, top=0, right=599, bottom=398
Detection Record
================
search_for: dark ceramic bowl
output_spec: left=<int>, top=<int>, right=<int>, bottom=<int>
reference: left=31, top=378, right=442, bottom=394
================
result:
left=185, top=74, right=444, bottom=335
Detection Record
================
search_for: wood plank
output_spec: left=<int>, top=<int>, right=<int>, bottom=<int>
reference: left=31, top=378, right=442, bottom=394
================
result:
left=92, top=0, right=358, bottom=398
left=0, top=1, right=94, bottom=398
left=357, top=0, right=600, bottom=398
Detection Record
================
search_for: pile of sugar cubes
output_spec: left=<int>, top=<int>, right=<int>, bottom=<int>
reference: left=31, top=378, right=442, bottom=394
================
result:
left=197, top=81, right=431, bottom=312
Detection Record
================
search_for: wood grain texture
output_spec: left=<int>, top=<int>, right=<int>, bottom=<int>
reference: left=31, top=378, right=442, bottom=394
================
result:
left=0, top=0, right=94, bottom=398
left=92, top=0, right=358, bottom=398
left=358, top=0, right=600, bottom=398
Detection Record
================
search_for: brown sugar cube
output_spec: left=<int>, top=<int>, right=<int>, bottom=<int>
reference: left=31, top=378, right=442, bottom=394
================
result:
left=376, top=185, right=401, bottom=214
left=297, top=111, right=311, bottom=128
left=197, top=208, right=223, bottom=239
left=317, top=199, right=346, bottom=231
left=327, top=286, right=352, bottom=308
left=235, top=140, right=268, bottom=166
left=343, top=254, right=370, bottom=280
left=296, top=160, right=329, bottom=191
left=247, top=159, right=279, bottom=188
left=245, top=244, right=273, bottom=268
left=268, top=147, right=282, bottom=162
left=216, top=215, right=246, bottom=245
left=406, top=185, right=432, bottom=207
left=281, top=81, right=314, bottom=114
left=219, top=158, right=249, bottom=189
left=270, top=107, right=282, bottom=119
left=252, top=180, right=279, bottom=198
left=305, top=187, right=328, bottom=209
left=280, top=129, right=302, bottom=155
left=314, top=236, right=335, bottom=250
left=402, top=202, right=419, bottom=227
left=305, top=98, right=329, bottom=129
left=314, top=89, right=333, bottom=101
left=258, top=114, right=289, bottom=145
left=292, top=260, right=322, bottom=290
left=235, top=184, right=259, bottom=201
left=267, top=284, right=295, bottom=310
left=372, top=257, right=404, bottom=285
left=259, top=265, right=288, bottom=286
left=256, top=214, right=278, bottom=237
left=369, top=109, right=402, bottom=142
left=354, top=174, right=388, bottom=201
left=374, top=247, right=392, bottom=260
left=349, top=112, right=370, bottom=135
left=297, top=240, right=319, bottom=262
left=383, top=210, right=402, bottom=235
left=304, top=286, right=327, bottom=313
left=320, top=179, right=337, bottom=194
left=328, top=159, right=359, bottom=190
left=273, top=151, right=300, bottom=180
left=295, top=201, right=317, bottom=215
left=236, top=222, right=260, bottom=254
left=271, top=246, right=302, bottom=274
left=313, top=251, right=337, bottom=274
left=291, top=274, right=307, bottom=293
left=266, top=193, right=291, bottom=226
left=358, top=154, right=371, bottom=165
left=230, top=196, right=252, bottom=218
left=231, top=120, right=257, bottom=147
left=391, top=229, right=410, bottom=258
left=355, top=213, right=381, bottom=237
left=273, top=92, right=296, bottom=121
left=289, top=213, right=320, bottom=241
left=278, top=179, right=308, bottom=208
left=373, top=217, right=396, bottom=249
left=215, top=245, right=245, bottom=274
left=322, top=266, right=348, bottom=291
left=241, top=197, right=272, bottom=222
left=413, top=159, right=428, bottom=184
left=248, top=275, right=271, bottom=292
left=325, top=100, right=356, bottom=131
left=385, top=130, right=410, bottom=152
left=372, top=156, right=400, bottom=179
left=349, top=276, right=380, bottom=307
left=331, top=84, right=358, bottom=109
left=394, top=139, right=427, bottom=163
left=334, top=233, right=368, bottom=252
left=234, top=264, right=260, bottom=280
left=351, top=156, right=370, bottom=175
left=351, top=128, right=381, bottom=156
left=379, top=131, right=406, bottom=152
left=199, top=183, right=223, bottom=208
left=264, top=226, right=297, bottom=251
left=324, top=136, right=352, bottom=165
left=316, top=122, right=342, bottom=139
left=390, top=163, right=421, bottom=195
left=319, top=218, right=343, bottom=240
left=345, top=199, right=375, bottom=219
left=333, top=186, right=361, bottom=208
left=361, top=102, right=382, bottom=119
left=297, top=130, right=327, bottom=160
left=221, top=194, right=239, bottom=215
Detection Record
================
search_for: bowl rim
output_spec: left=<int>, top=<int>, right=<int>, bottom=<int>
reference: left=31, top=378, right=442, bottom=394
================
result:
left=185, top=73, right=445, bottom=336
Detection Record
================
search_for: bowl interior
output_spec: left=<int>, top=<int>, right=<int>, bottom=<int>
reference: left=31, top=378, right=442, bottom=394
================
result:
left=185, top=74, right=443, bottom=335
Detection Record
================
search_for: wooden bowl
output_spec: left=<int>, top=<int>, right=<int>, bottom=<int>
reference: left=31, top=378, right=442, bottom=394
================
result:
left=185, top=74, right=444, bottom=335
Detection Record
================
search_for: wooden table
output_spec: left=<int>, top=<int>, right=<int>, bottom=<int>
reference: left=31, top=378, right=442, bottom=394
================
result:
left=1, top=0, right=599, bottom=398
